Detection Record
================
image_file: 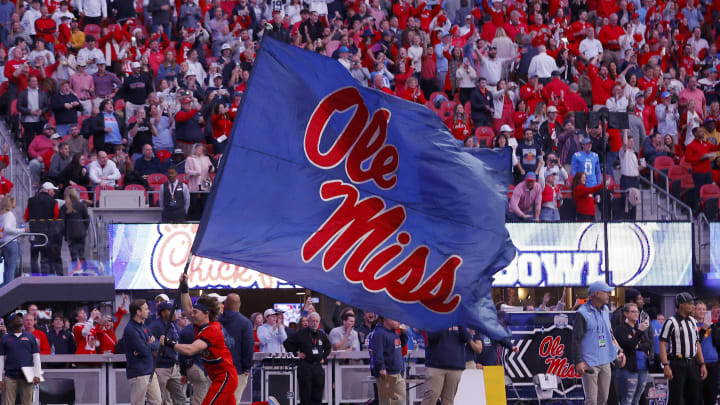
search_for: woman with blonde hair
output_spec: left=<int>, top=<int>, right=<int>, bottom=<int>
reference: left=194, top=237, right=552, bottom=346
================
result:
left=185, top=144, right=215, bottom=192
left=0, top=196, right=23, bottom=285
left=60, top=187, right=89, bottom=264
left=492, top=27, right=517, bottom=60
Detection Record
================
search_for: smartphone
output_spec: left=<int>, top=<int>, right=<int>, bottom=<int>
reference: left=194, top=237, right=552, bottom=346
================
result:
left=311, top=297, right=320, bottom=303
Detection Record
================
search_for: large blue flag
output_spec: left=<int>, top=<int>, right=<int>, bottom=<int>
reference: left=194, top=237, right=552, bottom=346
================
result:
left=192, top=37, right=517, bottom=342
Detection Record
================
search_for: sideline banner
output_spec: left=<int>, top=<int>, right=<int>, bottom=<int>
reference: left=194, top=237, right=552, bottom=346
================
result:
left=110, top=223, right=296, bottom=289
left=111, top=222, right=692, bottom=289
left=495, top=222, right=692, bottom=287
left=502, top=312, right=582, bottom=401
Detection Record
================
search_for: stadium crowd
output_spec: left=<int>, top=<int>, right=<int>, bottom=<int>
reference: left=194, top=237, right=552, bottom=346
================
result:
left=0, top=0, right=716, bottom=402
left=0, top=0, right=715, bottom=241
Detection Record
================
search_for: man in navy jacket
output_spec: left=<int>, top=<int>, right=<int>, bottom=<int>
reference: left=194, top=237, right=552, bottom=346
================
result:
left=149, top=301, right=184, bottom=405
left=218, top=293, right=254, bottom=402
left=422, top=326, right=471, bottom=405
left=123, top=299, right=162, bottom=405
left=370, top=317, right=405, bottom=405
left=0, top=313, right=42, bottom=405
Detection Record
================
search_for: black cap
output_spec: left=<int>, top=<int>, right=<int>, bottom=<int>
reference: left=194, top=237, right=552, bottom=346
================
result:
left=86, top=34, right=96, bottom=42
left=675, top=292, right=695, bottom=306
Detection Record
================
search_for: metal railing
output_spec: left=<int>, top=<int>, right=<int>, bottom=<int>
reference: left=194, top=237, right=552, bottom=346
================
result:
left=0, top=232, right=48, bottom=249
left=640, top=165, right=694, bottom=221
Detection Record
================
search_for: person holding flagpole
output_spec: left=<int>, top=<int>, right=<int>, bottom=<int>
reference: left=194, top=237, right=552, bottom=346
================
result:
left=161, top=274, right=238, bottom=405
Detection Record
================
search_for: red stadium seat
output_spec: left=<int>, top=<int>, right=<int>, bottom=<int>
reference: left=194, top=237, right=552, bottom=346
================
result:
left=146, top=173, right=168, bottom=186
left=83, top=24, right=101, bottom=38
left=475, top=126, right=495, bottom=147
left=439, top=101, right=456, bottom=119
left=701, top=183, right=720, bottom=220
left=652, top=156, right=674, bottom=176
left=123, top=184, right=148, bottom=203
left=507, top=184, right=514, bottom=199
left=177, top=173, right=189, bottom=184
left=151, top=184, right=162, bottom=206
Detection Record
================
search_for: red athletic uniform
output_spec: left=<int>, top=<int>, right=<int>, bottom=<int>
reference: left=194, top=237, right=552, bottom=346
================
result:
left=196, top=322, right=238, bottom=405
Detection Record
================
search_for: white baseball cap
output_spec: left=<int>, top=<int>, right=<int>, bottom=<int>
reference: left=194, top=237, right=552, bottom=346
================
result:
left=207, top=293, right=227, bottom=303
left=499, top=124, right=513, bottom=133
left=41, top=182, right=58, bottom=191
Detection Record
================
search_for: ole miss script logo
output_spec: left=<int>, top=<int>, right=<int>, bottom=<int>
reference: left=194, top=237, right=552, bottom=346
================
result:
left=301, top=87, right=462, bottom=314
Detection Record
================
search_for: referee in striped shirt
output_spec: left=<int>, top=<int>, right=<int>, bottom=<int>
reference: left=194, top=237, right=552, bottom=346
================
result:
left=659, top=292, right=708, bottom=404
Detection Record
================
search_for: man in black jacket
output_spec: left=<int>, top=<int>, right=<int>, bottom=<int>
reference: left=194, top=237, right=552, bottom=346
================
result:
left=470, top=77, right=493, bottom=127
left=284, top=312, right=331, bottom=405
left=266, top=10, right=290, bottom=43
left=18, top=75, right=50, bottom=152
left=25, top=182, right=60, bottom=275
left=118, top=62, right=154, bottom=125
left=539, top=106, right=564, bottom=155
left=299, top=11, right=323, bottom=43
left=218, top=293, right=255, bottom=401
left=50, top=81, right=82, bottom=137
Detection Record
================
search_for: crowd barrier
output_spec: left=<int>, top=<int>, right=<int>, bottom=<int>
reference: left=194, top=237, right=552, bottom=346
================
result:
left=3, top=351, right=667, bottom=405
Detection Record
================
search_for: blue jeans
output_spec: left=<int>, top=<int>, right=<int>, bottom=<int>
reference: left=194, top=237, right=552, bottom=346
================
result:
left=539, top=207, right=560, bottom=222
left=615, top=368, right=639, bottom=405
left=631, top=369, right=647, bottom=405
left=606, top=151, right=619, bottom=180
left=56, top=123, right=74, bottom=137
left=506, top=210, right=536, bottom=222
left=2, top=240, right=19, bottom=285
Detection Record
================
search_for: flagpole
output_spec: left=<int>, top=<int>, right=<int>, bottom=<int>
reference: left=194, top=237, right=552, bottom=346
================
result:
left=600, top=111, right=611, bottom=287
left=151, top=255, right=193, bottom=382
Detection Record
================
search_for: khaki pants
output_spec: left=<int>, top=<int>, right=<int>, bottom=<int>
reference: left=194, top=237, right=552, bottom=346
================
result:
left=581, top=362, right=611, bottom=405
left=129, top=373, right=162, bottom=405
left=234, top=372, right=249, bottom=404
left=377, top=374, right=406, bottom=405
left=2, top=377, right=33, bottom=405
left=186, top=364, right=210, bottom=405
left=421, top=367, right=463, bottom=405
left=155, top=365, right=185, bottom=405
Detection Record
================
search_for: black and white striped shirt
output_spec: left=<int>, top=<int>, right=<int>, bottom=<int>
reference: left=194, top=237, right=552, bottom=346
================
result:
left=659, top=313, right=700, bottom=359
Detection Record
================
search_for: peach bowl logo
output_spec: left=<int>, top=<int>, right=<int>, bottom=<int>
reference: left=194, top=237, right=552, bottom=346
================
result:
left=151, top=224, right=292, bottom=289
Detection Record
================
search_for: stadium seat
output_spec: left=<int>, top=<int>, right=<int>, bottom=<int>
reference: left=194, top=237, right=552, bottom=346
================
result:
left=701, top=184, right=720, bottom=220
left=177, top=173, right=189, bottom=184
left=151, top=184, right=162, bottom=206
left=67, top=185, right=90, bottom=201
left=116, top=174, right=124, bottom=189
left=475, top=126, right=495, bottom=147
left=83, top=24, right=101, bottom=38
left=507, top=184, right=514, bottom=199
left=652, top=156, right=674, bottom=182
left=679, top=156, right=693, bottom=172
left=146, top=173, right=168, bottom=186
left=439, top=101, right=456, bottom=119
left=668, top=165, right=690, bottom=199
left=123, top=183, right=146, bottom=192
